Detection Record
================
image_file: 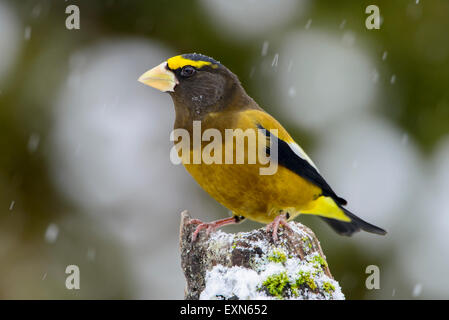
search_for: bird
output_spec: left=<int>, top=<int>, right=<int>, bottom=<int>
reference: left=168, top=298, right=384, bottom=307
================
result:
left=138, top=53, right=386, bottom=241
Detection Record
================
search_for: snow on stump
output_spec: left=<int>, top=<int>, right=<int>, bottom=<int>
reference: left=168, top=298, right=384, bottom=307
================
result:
left=179, top=211, right=345, bottom=300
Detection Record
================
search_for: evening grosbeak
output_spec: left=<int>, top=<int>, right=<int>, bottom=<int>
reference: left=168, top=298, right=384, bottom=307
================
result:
left=138, top=53, right=386, bottom=241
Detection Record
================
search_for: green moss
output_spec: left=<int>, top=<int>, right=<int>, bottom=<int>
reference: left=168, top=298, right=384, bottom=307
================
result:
left=291, top=285, right=299, bottom=297
left=310, top=254, right=328, bottom=269
left=268, top=249, right=287, bottom=264
left=301, top=236, right=313, bottom=252
left=262, top=272, right=289, bottom=298
left=295, top=270, right=317, bottom=291
left=323, top=281, right=335, bottom=294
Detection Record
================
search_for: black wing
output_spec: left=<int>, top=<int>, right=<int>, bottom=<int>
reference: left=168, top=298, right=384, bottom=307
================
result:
left=258, top=125, right=387, bottom=236
left=258, top=125, right=347, bottom=206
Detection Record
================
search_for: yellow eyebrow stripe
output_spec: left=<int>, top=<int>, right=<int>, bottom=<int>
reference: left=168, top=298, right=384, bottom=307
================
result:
left=167, top=55, right=214, bottom=70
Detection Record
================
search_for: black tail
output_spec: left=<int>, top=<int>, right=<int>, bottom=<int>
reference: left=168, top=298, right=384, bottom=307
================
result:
left=321, top=207, right=387, bottom=236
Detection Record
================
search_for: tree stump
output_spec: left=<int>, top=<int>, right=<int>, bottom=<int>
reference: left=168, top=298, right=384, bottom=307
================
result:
left=179, top=211, right=345, bottom=300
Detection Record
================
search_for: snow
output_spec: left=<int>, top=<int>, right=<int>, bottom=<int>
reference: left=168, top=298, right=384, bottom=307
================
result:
left=200, top=265, right=264, bottom=300
left=200, top=226, right=345, bottom=300
left=208, top=229, right=235, bottom=248
left=371, top=68, right=379, bottom=83
left=249, top=66, right=256, bottom=78
left=305, top=19, right=312, bottom=30
left=44, top=223, right=59, bottom=243
left=271, top=54, right=279, bottom=67
left=200, top=255, right=344, bottom=300
left=24, top=26, right=32, bottom=40
left=28, top=133, right=40, bottom=153
left=288, top=86, right=296, bottom=97
left=287, top=60, right=293, bottom=72
left=261, top=41, right=269, bottom=56
left=390, top=74, right=396, bottom=84
left=412, top=284, right=422, bottom=297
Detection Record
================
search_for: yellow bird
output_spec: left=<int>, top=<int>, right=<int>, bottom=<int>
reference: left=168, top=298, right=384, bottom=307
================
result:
left=138, top=53, right=386, bottom=241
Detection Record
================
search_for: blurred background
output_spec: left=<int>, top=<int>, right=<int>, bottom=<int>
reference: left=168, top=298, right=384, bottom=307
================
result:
left=0, top=0, right=448, bottom=299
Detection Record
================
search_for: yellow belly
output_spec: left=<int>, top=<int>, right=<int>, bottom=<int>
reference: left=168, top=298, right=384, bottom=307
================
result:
left=184, top=161, right=321, bottom=224
left=177, top=109, right=349, bottom=224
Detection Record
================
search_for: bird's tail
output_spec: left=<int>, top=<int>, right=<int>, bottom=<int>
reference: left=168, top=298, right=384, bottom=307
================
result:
left=321, top=207, right=387, bottom=236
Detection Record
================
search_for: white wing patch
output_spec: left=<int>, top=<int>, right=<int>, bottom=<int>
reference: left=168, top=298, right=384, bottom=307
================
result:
left=287, top=142, right=320, bottom=172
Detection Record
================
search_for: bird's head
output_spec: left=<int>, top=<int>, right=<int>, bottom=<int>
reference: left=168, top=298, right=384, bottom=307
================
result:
left=138, top=53, right=247, bottom=117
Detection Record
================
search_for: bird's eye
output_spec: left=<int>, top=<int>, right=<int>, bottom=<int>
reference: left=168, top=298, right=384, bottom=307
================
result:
left=180, top=66, right=196, bottom=77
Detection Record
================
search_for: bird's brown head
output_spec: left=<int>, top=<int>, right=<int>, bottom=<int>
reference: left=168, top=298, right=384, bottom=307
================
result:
left=138, top=53, right=250, bottom=121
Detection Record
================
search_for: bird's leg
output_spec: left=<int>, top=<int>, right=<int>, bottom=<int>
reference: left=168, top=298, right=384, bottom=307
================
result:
left=266, top=211, right=292, bottom=241
left=189, top=215, right=245, bottom=241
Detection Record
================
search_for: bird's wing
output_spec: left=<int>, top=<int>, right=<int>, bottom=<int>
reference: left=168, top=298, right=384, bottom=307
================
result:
left=238, top=109, right=347, bottom=206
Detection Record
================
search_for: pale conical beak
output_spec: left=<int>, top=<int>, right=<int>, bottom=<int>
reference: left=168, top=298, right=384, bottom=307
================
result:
left=138, top=61, right=178, bottom=92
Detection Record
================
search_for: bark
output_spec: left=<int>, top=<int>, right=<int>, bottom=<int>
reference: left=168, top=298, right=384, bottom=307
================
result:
left=179, top=211, right=345, bottom=300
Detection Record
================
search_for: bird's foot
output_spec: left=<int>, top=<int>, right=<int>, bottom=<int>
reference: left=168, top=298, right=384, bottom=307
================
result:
left=188, top=216, right=238, bottom=241
left=266, top=212, right=292, bottom=242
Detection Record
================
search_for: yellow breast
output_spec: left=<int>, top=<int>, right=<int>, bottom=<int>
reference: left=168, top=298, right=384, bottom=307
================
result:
left=184, top=161, right=320, bottom=223
left=175, top=109, right=331, bottom=224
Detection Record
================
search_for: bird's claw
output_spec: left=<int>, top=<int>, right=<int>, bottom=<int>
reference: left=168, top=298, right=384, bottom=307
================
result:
left=266, top=213, right=292, bottom=242
left=188, top=216, right=239, bottom=242
left=190, top=222, right=217, bottom=241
